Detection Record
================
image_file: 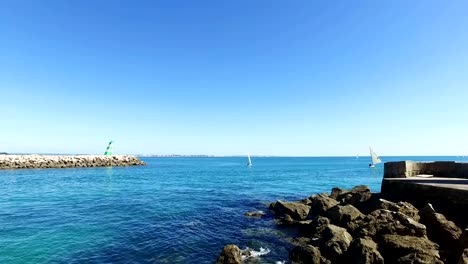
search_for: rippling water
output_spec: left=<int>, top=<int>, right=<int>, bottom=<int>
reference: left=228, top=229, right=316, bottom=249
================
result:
left=0, top=156, right=462, bottom=263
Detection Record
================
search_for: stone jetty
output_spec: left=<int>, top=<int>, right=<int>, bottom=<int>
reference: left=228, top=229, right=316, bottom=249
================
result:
left=217, top=184, right=468, bottom=263
left=0, top=154, right=145, bottom=169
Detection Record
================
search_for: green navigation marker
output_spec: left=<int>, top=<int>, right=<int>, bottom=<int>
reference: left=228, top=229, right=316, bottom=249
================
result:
left=104, top=140, right=114, bottom=155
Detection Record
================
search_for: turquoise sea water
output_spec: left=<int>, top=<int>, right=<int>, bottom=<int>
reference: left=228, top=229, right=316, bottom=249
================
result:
left=0, top=156, right=464, bottom=263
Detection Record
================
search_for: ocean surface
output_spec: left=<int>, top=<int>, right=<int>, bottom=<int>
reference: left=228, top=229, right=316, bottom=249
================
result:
left=0, top=156, right=464, bottom=263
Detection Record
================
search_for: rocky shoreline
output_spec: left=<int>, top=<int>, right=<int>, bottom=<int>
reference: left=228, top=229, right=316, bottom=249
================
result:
left=0, top=154, right=145, bottom=169
left=216, top=185, right=468, bottom=264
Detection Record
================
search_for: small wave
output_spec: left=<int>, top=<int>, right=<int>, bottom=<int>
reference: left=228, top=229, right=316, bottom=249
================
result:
left=275, top=261, right=286, bottom=264
left=240, top=247, right=270, bottom=261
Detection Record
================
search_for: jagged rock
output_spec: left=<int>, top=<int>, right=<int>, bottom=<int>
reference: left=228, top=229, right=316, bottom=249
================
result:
left=397, top=252, right=444, bottom=264
left=309, top=194, right=339, bottom=218
left=330, top=187, right=347, bottom=199
left=245, top=211, right=266, bottom=217
left=458, top=248, right=468, bottom=264
left=345, top=237, right=384, bottom=264
left=216, top=244, right=242, bottom=264
left=362, top=199, right=420, bottom=222
left=299, top=216, right=330, bottom=238
left=324, top=204, right=364, bottom=229
left=289, top=237, right=313, bottom=246
left=378, top=235, right=440, bottom=263
left=321, top=224, right=353, bottom=261
left=354, top=209, right=426, bottom=238
left=395, top=201, right=420, bottom=222
left=270, top=201, right=311, bottom=221
left=419, top=203, right=462, bottom=250
left=289, top=245, right=322, bottom=264
left=336, top=185, right=372, bottom=206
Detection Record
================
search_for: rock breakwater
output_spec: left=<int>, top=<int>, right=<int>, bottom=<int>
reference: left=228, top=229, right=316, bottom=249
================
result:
left=216, top=185, right=468, bottom=263
left=0, top=154, right=145, bottom=169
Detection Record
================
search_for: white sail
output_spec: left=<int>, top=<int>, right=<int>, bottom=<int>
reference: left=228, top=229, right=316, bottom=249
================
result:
left=247, top=154, right=252, bottom=166
left=369, top=147, right=382, bottom=165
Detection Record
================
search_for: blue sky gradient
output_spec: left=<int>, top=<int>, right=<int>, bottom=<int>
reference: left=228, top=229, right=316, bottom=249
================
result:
left=1, top=1, right=468, bottom=155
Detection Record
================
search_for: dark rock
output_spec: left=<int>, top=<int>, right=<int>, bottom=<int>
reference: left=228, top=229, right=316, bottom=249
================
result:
left=216, top=244, right=242, bottom=264
left=324, top=204, right=364, bottom=229
left=378, top=234, right=441, bottom=263
left=309, top=194, right=339, bottom=218
left=345, top=237, right=384, bottom=264
left=289, top=237, right=313, bottom=247
left=419, top=203, right=462, bottom=250
left=459, top=248, right=468, bottom=264
left=397, top=252, right=444, bottom=264
left=271, top=201, right=311, bottom=221
left=330, top=187, right=347, bottom=199
left=245, top=211, right=266, bottom=217
left=299, top=216, right=330, bottom=238
left=460, top=227, right=468, bottom=250
left=289, top=245, right=322, bottom=264
left=336, top=185, right=372, bottom=206
left=321, top=224, right=353, bottom=261
left=354, top=209, right=426, bottom=239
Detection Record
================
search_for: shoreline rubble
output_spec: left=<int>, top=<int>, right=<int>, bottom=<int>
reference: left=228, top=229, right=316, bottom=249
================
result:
left=216, top=185, right=468, bottom=264
left=0, top=154, right=145, bottom=169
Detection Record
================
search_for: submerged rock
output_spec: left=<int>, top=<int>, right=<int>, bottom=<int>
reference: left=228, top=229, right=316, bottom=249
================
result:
left=345, top=237, right=384, bottom=264
left=216, top=244, right=242, bottom=264
left=245, top=211, right=266, bottom=217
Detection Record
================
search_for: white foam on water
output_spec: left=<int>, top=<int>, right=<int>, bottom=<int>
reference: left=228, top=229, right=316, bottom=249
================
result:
left=240, top=247, right=271, bottom=260
left=275, top=261, right=286, bottom=264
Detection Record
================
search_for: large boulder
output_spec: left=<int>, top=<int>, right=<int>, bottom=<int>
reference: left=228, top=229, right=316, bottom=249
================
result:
left=321, top=224, right=353, bottom=261
left=378, top=235, right=441, bottom=263
left=345, top=237, right=384, bottom=264
left=270, top=200, right=311, bottom=221
left=396, top=253, right=444, bottom=264
left=419, top=203, right=462, bottom=249
left=309, top=194, right=339, bottom=218
left=336, top=185, right=372, bottom=206
left=289, top=245, right=322, bottom=264
left=216, top=244, right=242, bottom=264
left=324, top=204, right=364, bottom=229
left=354, top=209, right=426, bottom=239
left=299, top=216, right=331, bottom=238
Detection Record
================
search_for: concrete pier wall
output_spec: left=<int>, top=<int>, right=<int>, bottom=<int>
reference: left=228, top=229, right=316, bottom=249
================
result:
left=0, top=155, right=145, bottom=169
left=384, top=161, right=468, bottom=179
left=382, top=161, right=468, bottom=226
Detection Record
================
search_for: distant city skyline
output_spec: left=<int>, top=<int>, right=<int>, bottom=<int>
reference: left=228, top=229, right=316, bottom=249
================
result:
left=1, top=1, right=468, bottom=156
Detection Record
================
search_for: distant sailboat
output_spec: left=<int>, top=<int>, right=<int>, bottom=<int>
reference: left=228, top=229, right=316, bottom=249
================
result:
left=369, top=147, right=382, bottom=167
left=247, top=154, right=252, bottom=166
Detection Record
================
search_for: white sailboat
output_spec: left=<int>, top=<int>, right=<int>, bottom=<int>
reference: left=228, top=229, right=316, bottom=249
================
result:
left=247, top=154, right=252, bottom=166
left=369, top=147, right=382, bottom=167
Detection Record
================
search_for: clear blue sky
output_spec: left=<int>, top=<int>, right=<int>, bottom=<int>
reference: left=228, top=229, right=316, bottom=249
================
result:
left=1, top=0, right=468, bottom=156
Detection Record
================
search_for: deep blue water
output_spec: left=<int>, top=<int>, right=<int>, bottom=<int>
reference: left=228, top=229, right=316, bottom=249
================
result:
left=0, top=156, right=464, bottom=263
